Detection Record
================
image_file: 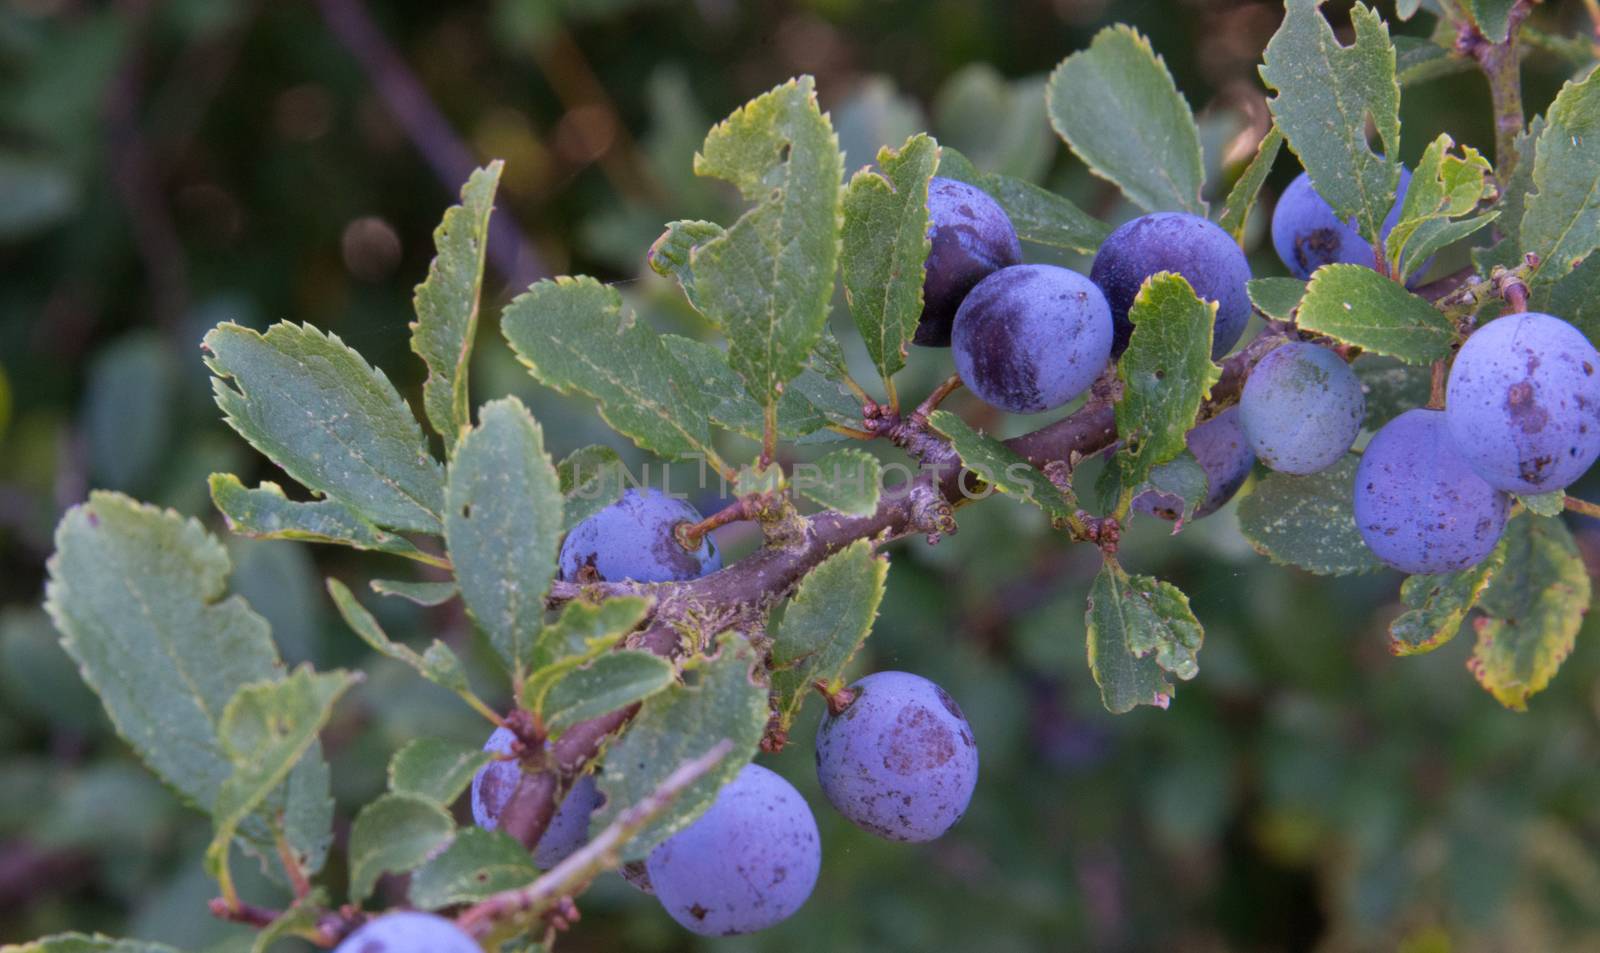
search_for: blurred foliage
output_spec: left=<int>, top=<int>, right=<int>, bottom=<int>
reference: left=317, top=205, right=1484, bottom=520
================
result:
left=2, top=0, right=1600, bottom=950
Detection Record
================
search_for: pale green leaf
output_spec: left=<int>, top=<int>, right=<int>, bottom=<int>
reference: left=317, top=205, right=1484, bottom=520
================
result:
left=326, top=579, right=474, bottom=698
left=842, top=133, right=937, bottom=381
left=1384, top=134, right=1495, bottom=279
left=1236, top=455, right=1384, bottom=575
left=543, top=650, right=676, bottom=735
left=1389, top=549, right=1503, bottom=656
left=444, top=397, right=563, bottom=679
left=523, top=597, right=653, bottom=710
left=1297, top=264, right=1456, bottom=364
left=1219, top=126, right=1284, bottom=242
left=1536, top=253, right=1600, bottom=347
left=388, top=738, right=492, bottom=806
left=1086, top=560, right=1203, bottom=714
left=1519, top=491, right=1568, bottom=517
left=411, top=162, right=501, bottom=452
left=370, top=579, right=459, bottom=606
left=1047, top=25, right=1205, bottom=214
left=928, top=410, right=1078, bottom=527
left=647, top=219, right=724, bottom=313
left=769, top=540, right=888, bottom=735
left=409, top=828, right=538, bottom=910
left=1523, top=69, right=1600, bottom=288
left=1467, top=0, right=1521, bottom=42
left=209, top=475, right=433, bottom=562
left=794, top=448, right=882, bottom=517
left=347, top=793, right=455, bottom=904
left=1247, top=276, right=1308, bottom=321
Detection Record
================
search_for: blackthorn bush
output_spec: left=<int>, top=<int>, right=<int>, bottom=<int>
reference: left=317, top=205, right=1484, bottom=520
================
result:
left=332, top=911, right=481, bottom=953
left=950, top=264, right=1113, bottom=413
left=1088, top=212, right=1251, bottom=359
left=558, top=488, right=721, bottom=583
left=1239, top=342, right=1364, bottom=475
left=1134, top=406, right=1254, bottom=521
left=815, top=671, right=978, bottom=842
left=1271, top=168, right=1414, bottom=279
left=914, top=176, right=1024, bottom=347
left=1445, top=312, right=1600, bottom=494
left=645, top=763, right=820, bottom=936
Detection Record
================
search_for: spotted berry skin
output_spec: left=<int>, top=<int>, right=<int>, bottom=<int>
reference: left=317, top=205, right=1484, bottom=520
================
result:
left=914, top=176, right=1023, bottom=347
left=951, top=264, right=1113, bottom=414
left=332, top=911, right=480, bottom=953
left=470, top=727, right=602, bottom=869
left=1088, top=212, right=1252, bottom=359
left=557, top=488, right=720, bottom=583
left=1135, top=406, right=1255, bottom=521
left=1270, top=168, right=1421, bottom=281
left=1239, top=342, right=1365, bottom=475
left=1445, top=312, right=1600, bottom=494
left=815, top=670, right=979, bottom=843
left=646, top=764, right=820, bottom=937
left=1354, top=409, right=1509, bottom=574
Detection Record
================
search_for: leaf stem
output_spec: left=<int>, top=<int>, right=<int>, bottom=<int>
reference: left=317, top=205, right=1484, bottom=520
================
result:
left=826, top=424, right=878, bottom=440
left=274, top=829, right=313, bottom=900
left=1564, top=496, right=1600, bottom=519
left=914, top=375, right=965, bottom=420
left=1430, top=358, right=1449, bottom=409
left=761, top=403, right=778, bottom=468
left=676, top=497, right=755, bottom=548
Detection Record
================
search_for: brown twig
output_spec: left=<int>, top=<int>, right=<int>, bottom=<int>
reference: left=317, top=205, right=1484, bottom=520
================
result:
left=1565, top=496, right=1600, bottom=519
left=1457, top=0, right=1536, bottom=189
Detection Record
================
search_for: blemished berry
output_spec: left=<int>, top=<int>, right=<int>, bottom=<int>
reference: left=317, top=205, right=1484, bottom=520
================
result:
left=471, top=727, right=602, bottom=869
left=950, top=264, right=1113, bottom=414
left=815, top=670, right=979, bottom=843
left=1445, top=311, right=1600, bottom=494
left=1270, top=168, right=1416, bottom=280
left=1239, top=342, right=1365, bottom=475
left=1134, top=406, right=1255, bottom=521
left=915, top=176, right=1024, bottom=347
left=646, top=763, right=820, bottom=936
left=1354, top=409, right=1509, bottom=574
left=558, top=488, right=721, bottom=583
left=332, top=911, right=480, bottom=953
left=1088, top=212, right=1252, bottom=359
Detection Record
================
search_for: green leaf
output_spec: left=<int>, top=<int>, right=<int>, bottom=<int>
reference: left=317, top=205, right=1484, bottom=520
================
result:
left=204, top=667, right=358, bottom=890
left=594, top=633, right=767, bottom=860
left=1260, top=0, right=1401, bottom=246
left=209, top=475, right=435, bottom=562
left=1046, top=25, right=1205, bottom=215
left=501, top=276, right=718, bottom=461
left=1384, top=134, right=1496, bottom=279
left=933, top=65, right=1053, bottom=180
left=409, top=828, right=538, bottom=910
left=543, top=650, right=676, bottom=735
left=370, top=579, right=459, bottom=606
left=1469, top=512, right=1591, bottom=710
left=327, top=579, right=476, bottom=699
left=1396, top=33, right=1474, bottom=86
left=1297, top=264, right=1456, bottom=364
left=769, top=540, right=888, bottom=735
left=1085, top=559, right=1204, bottom=714
left=936, top=147, right=1109, bottom=252
left=928, top=410, right=1078, bottom=527
left=647, top=219, right=725, bottom=313
left=1139, top=454, right=1210, bottom=525
left=1467, top=0, right=1521, bottom=42
left=1109, top=274, right=1221, bottom=493
left=842, top=133, right=937, bottom=382
left=794, top=448, right=881, bottom=517
left=1354, top=354, right=1431, bottom=423
left=204, top=322, right=445, bottom=534
left=558, top=445, right=625, bottom=531
left=523, top=597, right=654, bottom=711
left=1476, top=115, right=1545, bottom=273
left=0, top=936, right=183, bottom=953
left=411, top=162, right=501, bottom=453
left=388, top=738, right=492, bottom=806
left=1389, top=551, right=1503, bottom=656
left=1219, top=126, right=1284, bottom=242
left=1523, top=69, right=1600, bottom=288
left=347, top=793, right=455, bottom=904
left=1536, top=253, right=1600, bottom=347
left=444, top=398, right=563, bottom=679
left=660, top=336, right=839, bottom=440
left=1236, top=455, right=1384, bottom=575
left=1247, top=277, right=1308, bottom=321
left=688, top=76, right=844, bottom=410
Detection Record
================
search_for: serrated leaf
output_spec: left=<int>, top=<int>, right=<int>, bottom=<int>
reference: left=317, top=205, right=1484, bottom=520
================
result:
left=444, top=398, right=563, bottom=680
left=769, top=540, right=888, bottom=734
left=501, top=276, right=717, bottom=461
left=371, top=579, right=459, bottom=606
left=203, top=322, right=445, bottom=534
left=209, top=475, right=434, bottom=563
left=1536, top=253, right=1600, bottom=347
left=1085, top=559, right=1203, bottom=714
left=523, top=597, right=653, bottom=711
left=543, top=650, right=676, bottom=736
left=347, top=793, right=455, bottom=904
left=647, top=219, right=724, bottom=313
left=388, top=738, right=492, bottom=806
left=1047, top=26, right=1205, bottom=215
left=43, top=493, right=325, bottom=871
left=1247, top=277, right=1308, bottom=321
left=1219, top=126, right=1284, bottom=242
left=204, top=667, right=358, bottom=890
left=795, top=448, right=881, bottom=516
left=1237, top=455, right=1384, bottom=575
left=1523, top=69, right=1600, bottom=288
left=1109, top=274, right=1221, bottom=494
left=558, top=445, right=625, bottom=531
left=0, top=936, right=184, bottom=953
left=661, top=336, right=836, bottom=440
left=1385, top=134, right=1496, bottom=279
left=1261, top=0, right=1401, bottom=246
left=1297, top=264, right=1456, bottom=364
left=688, top=76, right=844, bottom=411
left=409, top=828, right=538, bottom=910
left=842, top=133, right=937, bottom=381
left=936, top=147, right=1109, bottom=252
left=594, top=634, right=767, bottom=860
left=1389, top=550, right=1503, bottom=656
left=327, top=579, right=474, bottom=698
left=1469, top=512, right=1591, bottom=710
left=1467, top=0, right=1521, bottom=42
left=928, top=410, right=1078, bottom=527
left=411, top=162, right=501, bottom=453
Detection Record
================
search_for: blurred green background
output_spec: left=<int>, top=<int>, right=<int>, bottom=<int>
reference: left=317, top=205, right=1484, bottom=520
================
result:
left=4, top=1, right=1600, bottom=950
